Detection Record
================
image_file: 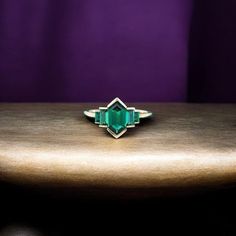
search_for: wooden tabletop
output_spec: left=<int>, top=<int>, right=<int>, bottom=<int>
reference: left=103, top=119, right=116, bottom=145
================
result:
left=0, top=103, right=236, bottom=196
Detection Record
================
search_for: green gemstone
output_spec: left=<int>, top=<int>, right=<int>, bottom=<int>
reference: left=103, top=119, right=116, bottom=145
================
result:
left=103, top=102, right=134, bottom=134
left=95, top=112, right=100, bottom=123
left=128, top=110, right=135, bottom=125
left=100, top=110, right=106, bottom=125
left=134, top=112, right=140, bottom=123
left=95, top=110, right=107, bottom=125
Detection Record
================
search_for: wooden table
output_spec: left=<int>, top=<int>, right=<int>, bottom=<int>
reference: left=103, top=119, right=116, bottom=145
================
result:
left=0, top=103, right=236, bottom=196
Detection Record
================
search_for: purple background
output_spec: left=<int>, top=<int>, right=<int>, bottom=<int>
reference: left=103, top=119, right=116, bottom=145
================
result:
left=0, top=0, right=235, bottom=102
left=188, top=0, right=236, bottom=102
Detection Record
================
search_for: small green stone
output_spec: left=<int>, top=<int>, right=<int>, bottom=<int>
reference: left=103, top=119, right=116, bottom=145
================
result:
left=100, top=110, right=106, bottom=125
left=134, top=112, right=140, bottom=123
left=95, top=112, right=100, bottom=123
left=128, top=110, right=135, bottom=125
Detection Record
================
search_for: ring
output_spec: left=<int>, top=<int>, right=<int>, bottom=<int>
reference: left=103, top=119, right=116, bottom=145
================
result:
left=84, top=97, right=152, bottom=138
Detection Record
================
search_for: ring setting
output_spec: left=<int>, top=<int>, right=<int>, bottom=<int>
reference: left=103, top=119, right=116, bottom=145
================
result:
left=84, top=97, right=152, bottom=139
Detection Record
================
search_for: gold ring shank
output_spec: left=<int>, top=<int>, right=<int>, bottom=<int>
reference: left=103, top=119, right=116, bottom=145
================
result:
left=84, top=109, right=152, bottom=119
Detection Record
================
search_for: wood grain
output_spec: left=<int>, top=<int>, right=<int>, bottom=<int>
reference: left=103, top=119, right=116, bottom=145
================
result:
left=0, top=103, right=236, bottom=194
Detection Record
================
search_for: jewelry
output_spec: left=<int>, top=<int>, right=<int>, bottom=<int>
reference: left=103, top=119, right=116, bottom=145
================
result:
left=84, top=97, right=152, bottom=138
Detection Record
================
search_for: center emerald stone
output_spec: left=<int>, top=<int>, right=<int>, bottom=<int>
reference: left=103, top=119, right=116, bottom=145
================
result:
left=106, top=102, right=130, bottom=134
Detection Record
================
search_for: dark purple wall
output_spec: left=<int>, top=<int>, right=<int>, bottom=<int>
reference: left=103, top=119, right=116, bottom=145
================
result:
left=1, top=0, right=235, bottom=103
left=188, top=0, right=236, bottom=102
left=0, top=0, right=192, bottom=102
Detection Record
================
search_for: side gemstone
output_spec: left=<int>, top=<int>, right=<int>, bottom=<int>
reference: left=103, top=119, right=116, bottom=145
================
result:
left=134, top=112, right=140, bottom=123
left=95, top=112, right=100, bottom=124
left=95, top=110, right=106, bottom=125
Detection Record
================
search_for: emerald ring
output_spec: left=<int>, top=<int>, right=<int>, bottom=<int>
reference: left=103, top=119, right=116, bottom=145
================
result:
left=84, top=97, right=152, bottom=138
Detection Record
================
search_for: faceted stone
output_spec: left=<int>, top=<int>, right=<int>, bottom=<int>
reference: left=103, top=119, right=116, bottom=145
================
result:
left=128, top=110, right=135, bottom=125
left=134, top=112, right=140, bottom=123
left=100, top=110, right=106, bottom=125
left=106, top=102, right=129, bottom=134
left=95, top=112, right=100, bottom=123
left=95, top=110, right=106, bottom=125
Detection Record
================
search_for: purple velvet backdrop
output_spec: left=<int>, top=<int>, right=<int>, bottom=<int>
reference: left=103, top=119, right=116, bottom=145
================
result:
left=0, top=0, right=235, bottom=102
left=0, top=0, right=192, bottom=102
left=188, top=0, right=236, bottom=102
